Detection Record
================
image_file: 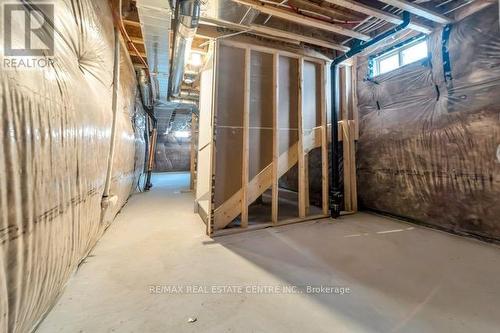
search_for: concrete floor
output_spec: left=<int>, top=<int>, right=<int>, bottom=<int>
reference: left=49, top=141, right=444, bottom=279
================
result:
left=38, top=173, right=500, bottom=333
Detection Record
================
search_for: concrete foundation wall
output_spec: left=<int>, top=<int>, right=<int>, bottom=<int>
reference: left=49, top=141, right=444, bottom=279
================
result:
left=0, top=1, right=146, bottom=331
left=356, top=6, right=500, bottom=241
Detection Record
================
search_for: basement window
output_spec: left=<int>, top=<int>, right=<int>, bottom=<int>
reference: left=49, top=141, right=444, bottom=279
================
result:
left=370, top=37, right=429, bottom=77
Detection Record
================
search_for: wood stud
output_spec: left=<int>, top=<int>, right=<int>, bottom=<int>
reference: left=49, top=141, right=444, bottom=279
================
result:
left=297, top=57, right=307, bottom=218
left=241, top=48, right=251, bottom=228
left=207, top=42, right=333, bottom=235
left=272, top=53, right=279, bottom=224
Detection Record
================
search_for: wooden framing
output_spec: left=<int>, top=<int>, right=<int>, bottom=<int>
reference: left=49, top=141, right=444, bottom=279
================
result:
left=241, top=48, right=251, bottom=228
left=338, top=64, right=358, bottom=213
left=378, top=0, right=452, bottom=24
left=198, top=18, right=300, bottom=45
left=322, top=0, right=432, bottom=34
left=199, top=40, right=330, bottom=236
left=189, top=114, right=197, bottom=190
left=249, top=25, right=350, bottom=52
left=231, top=0, right=371, bottom=41
left=297, top=57, right=307, bottom=218
left=271, top=52, right=279, bottom=224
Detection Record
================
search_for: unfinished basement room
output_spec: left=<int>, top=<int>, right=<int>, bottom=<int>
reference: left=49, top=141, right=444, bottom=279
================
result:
left=1, top=0, right=500, bottom=332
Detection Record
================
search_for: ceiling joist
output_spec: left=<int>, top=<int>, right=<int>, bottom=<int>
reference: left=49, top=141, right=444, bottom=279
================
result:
left=322, top=0, right=432, bottom=34
left=231, top=0, right=371, bottom=41
left=377, top=0, right=452, bottom=24
left=250, top=25, right=350, bottom=51
left=199, top=17, right=301, bottom=45
left=200, top=16, right=349, bottom=52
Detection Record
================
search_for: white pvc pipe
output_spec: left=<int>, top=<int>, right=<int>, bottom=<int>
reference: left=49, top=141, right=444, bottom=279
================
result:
left=102, top=26, right=120, bottom=200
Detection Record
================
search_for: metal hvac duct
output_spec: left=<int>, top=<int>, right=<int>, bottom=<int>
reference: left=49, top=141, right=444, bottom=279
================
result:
left=137, top=68, right=153, bottom=109
left=136, top=0, right=172, bottom=103
left=169, top=0, right=201, bottom=98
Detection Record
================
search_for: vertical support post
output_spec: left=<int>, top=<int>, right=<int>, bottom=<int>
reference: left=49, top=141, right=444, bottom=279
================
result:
left=349, top=63, right=358, bottom=212
left=304, top=155, right=310, bottom=215
left=241, top=47, right=251, bottom=228
left=320, top=62, right=329, bottom=215
left=340, top=63, right=358, bottom=213
left=189, top=114, right=197, bottom=190
left=271, top=52, right=279, bottom=224
left=349, top=120, right=358, bottom=212
left=340, top=65, right=352, bottom=212
left=352, top=58, right=359, bottom=140
left=342, top=120, right=352, bottom=212
left=208, top=40, right=219, bottom=236
left=298, top=57, right=306, bottom=218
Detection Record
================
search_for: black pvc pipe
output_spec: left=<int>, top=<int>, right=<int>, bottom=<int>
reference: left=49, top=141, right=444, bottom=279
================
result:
left=329, top=11, right=411, bottom=218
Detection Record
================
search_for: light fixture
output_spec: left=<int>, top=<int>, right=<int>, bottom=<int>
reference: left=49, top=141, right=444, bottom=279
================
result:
left=189, top=52, right=203, bottom=67
left=173, top=130, right=190, bottom=138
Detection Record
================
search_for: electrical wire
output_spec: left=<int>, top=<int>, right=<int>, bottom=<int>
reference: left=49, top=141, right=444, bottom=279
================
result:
left=110, top=0, right=149, bottom=71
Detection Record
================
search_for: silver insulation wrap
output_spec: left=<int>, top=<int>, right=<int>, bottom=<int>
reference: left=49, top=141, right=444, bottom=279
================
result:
left=356, top=5, right=500, bottom=241
left=0, top=1, right=147, bottom=331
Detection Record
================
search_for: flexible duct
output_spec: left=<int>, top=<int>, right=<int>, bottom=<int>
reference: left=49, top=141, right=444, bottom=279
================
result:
left=136, top=0, right=172, bottom=103
left=169, top=0, right=201, bottom=98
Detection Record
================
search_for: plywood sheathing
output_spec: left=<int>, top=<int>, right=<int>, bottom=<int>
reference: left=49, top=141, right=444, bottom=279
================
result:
left=214, top=45, right=245, bottom=209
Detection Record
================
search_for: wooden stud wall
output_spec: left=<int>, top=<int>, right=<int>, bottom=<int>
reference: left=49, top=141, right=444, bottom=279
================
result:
left=338, top=64, right=358, bottom=213
left=203, top=40, right=332, bottom=236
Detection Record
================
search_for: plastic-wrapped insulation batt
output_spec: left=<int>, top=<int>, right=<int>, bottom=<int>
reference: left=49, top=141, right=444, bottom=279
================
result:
left=356, top=5, right=500, bottom=241
left=0, top=1, right=147, bottom=331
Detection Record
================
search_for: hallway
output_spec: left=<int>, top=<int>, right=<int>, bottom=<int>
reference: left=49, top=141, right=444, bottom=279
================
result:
left=37, top=173, right=500, bottom=333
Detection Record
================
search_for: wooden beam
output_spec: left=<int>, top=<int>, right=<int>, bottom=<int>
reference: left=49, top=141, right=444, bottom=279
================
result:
left=304, top=153, right=310, bottom=215
left=351, top=58, right=359, bottom=140
left=272, top=53, right=279, bottom=224
left=129, top=36, right=144, bottom=44
left=250, top=25, right=350, bottom=52
left=231, top=0, right=371, bottom=41
left=322, top=0, right=432, bottom=34
left=198, top=18, right=300, bottom=45
left=123, top=19, right=141, bottom=27
left=241, top=48, right=251, bottom=228
left=377, top=0, right=452, bottom=24
left=349, top=120, right=357, bottom=212
left=129, top=51, right=147, bottom=58
left=297, top=57, right=306, bottom=218
left=341, top=121, right=352, bottom=212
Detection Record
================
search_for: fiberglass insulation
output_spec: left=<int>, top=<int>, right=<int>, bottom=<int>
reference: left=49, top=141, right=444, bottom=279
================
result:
left=356, top=5, right=500, bottom=240
left=0, top=1, right=146, bottom=332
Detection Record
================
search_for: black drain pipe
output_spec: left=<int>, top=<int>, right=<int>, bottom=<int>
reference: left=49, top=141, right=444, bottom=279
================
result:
left=330, top=11, right=411, bottom=218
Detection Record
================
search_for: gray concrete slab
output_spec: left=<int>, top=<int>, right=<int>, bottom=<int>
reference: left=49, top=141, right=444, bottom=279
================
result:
left=37, top=173, right=500, bottom=333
